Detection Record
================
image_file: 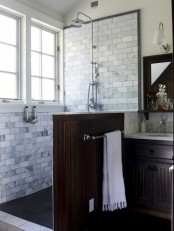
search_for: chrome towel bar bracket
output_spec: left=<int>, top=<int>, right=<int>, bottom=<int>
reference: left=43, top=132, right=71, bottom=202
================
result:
left=84, top=134, right=105, bottom=141
left=83, top=130, right=124, bottom=141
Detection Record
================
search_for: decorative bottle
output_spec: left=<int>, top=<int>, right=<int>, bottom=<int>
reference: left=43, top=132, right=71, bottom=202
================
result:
left=24, top=106, right=29, bottom=122
left=156, top=84, right=167, bottom=110
left=140, top=120, right=146, bottom=133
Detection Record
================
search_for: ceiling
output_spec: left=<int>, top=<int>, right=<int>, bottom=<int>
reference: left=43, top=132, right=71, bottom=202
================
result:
left=16, top=0, right=81, bottom=18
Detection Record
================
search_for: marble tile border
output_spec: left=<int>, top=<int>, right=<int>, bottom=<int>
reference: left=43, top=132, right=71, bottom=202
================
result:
left=0, top=211, right=53, bottom=231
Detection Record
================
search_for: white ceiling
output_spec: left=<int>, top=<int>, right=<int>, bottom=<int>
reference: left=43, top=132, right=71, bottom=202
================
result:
left=16, top=0, right=81, bottom=18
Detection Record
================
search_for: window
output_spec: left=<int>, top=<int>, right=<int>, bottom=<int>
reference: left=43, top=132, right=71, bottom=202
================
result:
left=0, top=5, right=63, bottom=112
left=31, top=23, right=58, bottom=102
left=0, top=11, right=20, bottom=100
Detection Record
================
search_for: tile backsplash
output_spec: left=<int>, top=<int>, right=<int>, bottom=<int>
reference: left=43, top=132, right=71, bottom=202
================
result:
left=124, top=111, right=140, bottom=134
left=0, top=112, right=53, bottom=204
left=124, top=111, right=173, bottom=134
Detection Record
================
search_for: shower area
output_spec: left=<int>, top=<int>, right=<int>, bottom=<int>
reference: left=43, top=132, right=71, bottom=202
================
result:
left=64, top=10, right=139, bottom=112
left=71, top=11, right=103, bottom=112
left=0, top=9, right=139, bottom=231
left=0, top=112, right=53, bottom=230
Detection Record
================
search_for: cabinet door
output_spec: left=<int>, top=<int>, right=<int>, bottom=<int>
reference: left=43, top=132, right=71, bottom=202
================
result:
left=152, top=162, right=172, bottom=212
left=126, top=159, right=153, bottom=207
left=127, top=159, right=172, bottom=213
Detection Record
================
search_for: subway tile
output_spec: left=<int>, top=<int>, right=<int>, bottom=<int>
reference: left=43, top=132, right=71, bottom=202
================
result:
left=12, top=186, right=21, bottom=194
left=0, top=197, right=6, bottom=203
left=5, top=122, right=15, bottom=129
left=0, top=123, right=5, bottom=129
left=0, top=112, right=53, bottom=204
left=6, top=158, right=15, bottom=165
left=11, top=175, right=21, bottom=182
left=0, top=141, right=11, bottom=148
left=2, top=189, right=12, bottom=197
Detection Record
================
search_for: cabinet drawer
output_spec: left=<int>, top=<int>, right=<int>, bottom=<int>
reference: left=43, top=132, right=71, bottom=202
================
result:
left=134, top=143, right=173, bottom=159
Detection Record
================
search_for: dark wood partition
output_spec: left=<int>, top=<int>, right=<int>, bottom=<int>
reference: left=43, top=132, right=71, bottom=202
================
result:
left=52, top=112, right=124, bottom=231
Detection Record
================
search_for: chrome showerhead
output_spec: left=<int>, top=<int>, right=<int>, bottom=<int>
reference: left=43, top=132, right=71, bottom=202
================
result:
left=71, top=18, right=84, bottom=28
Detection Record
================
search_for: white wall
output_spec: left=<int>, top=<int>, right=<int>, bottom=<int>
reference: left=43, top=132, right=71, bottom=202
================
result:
left=65, top=0, right=173, bottom=57
left=0, top=0, right=64, bottom=29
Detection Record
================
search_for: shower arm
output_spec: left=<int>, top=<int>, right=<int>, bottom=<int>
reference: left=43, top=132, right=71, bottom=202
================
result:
left=77, top=12, right=94, bottom=82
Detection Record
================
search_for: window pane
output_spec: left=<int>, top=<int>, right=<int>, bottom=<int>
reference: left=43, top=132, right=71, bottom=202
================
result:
left=0, top=14, right=17, bottom=45
left=42, top=30, right=55, bottom=55
left=0, top=44, right=16, bottom=72
left=31, top=26, right=41, bottom=52
left=42, top=55, right=55, bottom=78
left=42, top=79, right=55, bottom=101
left=31, top=52, right=41, bottom=76
left=31, top=77, right=41, bottom=100
left=0, top=73, right=17, bottom=99
left=31, top=23, right=57, bottom=102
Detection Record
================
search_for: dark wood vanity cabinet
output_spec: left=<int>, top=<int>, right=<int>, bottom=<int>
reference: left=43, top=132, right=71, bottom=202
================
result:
left=124, top=138, right=173, bottom=218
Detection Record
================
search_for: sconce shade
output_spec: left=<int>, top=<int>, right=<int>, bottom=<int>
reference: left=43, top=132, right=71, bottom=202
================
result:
left=153, top=30, right=166, bottom=45
left=153, top=22, right=170, bottom=53
left=153, top=22, right=166, bottom=45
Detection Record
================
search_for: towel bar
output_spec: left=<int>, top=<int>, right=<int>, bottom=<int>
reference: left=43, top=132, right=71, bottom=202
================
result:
left=84, top=130, right=124, bottom=141
left=84, top=134, right=105, bottom=141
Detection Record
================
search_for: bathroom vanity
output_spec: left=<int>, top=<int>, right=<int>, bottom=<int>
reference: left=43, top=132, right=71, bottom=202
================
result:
left=124, top=133, right=173, bottom=219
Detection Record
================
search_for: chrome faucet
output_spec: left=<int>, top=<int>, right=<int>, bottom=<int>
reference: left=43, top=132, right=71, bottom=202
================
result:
left=160, top=113, right=167, bottom=133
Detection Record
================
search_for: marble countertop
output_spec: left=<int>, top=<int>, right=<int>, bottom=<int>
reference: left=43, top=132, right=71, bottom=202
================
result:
left=50, top=110, right=137, bottom=115
left=124, top=133, right=174, bottom=141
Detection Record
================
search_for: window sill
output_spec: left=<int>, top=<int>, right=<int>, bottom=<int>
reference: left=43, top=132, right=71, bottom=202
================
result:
left=0, top=103, right=65, bottom=113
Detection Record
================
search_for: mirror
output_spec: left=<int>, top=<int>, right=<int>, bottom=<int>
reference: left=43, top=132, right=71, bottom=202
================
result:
left=143, top=53, right=173, bottom=110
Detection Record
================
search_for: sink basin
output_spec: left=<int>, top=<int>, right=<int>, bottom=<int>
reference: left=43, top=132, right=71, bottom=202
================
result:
left=144, top=133, right=173, bottom=137
left=125, top=133, right=173, bottom=141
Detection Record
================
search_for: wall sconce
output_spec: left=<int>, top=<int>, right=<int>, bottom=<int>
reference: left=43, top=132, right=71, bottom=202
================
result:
left=153, top=22, right=170, bottom=53
left=24, top=106, right=38, bottom=124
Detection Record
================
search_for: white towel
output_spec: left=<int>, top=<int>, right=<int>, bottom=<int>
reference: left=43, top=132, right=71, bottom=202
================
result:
left=102, top=130, right=127, bottom=211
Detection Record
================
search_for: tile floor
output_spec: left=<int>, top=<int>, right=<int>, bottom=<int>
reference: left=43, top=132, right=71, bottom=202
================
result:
left=0, top=186, right=171, bottom=231
left=0, top=210, right=53, bottom=231
left=0, top=187, right=53, bottom=231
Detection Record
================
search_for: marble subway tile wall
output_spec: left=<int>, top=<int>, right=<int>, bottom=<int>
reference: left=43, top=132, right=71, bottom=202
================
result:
left=64, top=11, right=139, bottom=112
left=0, top=112, right=53, bottom=204
left=124, top=111, right=140, bottom=135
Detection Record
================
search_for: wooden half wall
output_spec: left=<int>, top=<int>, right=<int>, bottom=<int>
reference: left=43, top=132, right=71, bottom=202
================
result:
left=52, top=112, right=124, bottom=231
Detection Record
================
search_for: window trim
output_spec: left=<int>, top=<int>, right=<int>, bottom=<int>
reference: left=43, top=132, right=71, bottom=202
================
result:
left=31, top=21, right=59, bottom=103
left=0, top=3, right=64, bottom=113
left=0, top=9, right=21, bottom=101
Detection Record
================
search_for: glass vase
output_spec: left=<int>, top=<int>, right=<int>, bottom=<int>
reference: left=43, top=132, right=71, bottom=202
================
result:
left=147, top=99, right=156, bottom=110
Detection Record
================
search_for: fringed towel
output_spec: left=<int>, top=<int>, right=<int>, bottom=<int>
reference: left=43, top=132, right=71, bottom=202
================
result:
left=102, top=130, right=127, bottom=211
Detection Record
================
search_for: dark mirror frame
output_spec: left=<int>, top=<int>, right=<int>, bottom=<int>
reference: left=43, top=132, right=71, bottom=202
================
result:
left=143, top=53, right=173, bottom=110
